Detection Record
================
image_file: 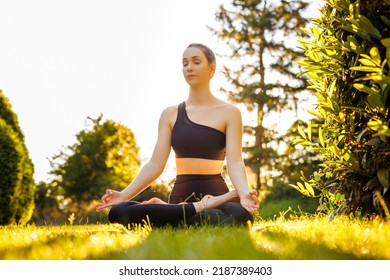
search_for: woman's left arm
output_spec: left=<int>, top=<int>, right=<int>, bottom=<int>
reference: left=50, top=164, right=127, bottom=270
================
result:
left=225, top=105, right=259, bottom=215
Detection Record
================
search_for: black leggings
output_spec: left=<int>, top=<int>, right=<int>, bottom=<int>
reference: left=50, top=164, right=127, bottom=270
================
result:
left=108, top=174, right=253, bottom=227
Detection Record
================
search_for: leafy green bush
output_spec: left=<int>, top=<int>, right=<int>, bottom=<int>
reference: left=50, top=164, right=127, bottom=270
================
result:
left=44, top=115, right=142, bottom=223
left=292, top=0, right=390, bottom=218
left=0, top=91, right=35, bottom=225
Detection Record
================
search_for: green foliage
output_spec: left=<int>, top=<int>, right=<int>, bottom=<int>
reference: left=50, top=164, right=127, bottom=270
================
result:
left=276, top=119, right=322, bottom=187
left=31, top=181, right=65, bottom=225
left=210, top=0, right=311, bottom=192
left=49, top=115, right=141, bottom=215
left=259, top=180, right=319, bottom=220
left=0, top=90, right=35, bottom=225
left=293, top=0, right=390, bottom=217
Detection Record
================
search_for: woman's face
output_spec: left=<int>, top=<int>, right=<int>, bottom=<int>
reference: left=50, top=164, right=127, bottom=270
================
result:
left=182, top=47, right=216, bottom=87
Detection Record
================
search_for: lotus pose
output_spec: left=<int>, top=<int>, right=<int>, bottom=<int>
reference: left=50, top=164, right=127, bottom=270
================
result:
left=96, top=43, right=259, bottom=227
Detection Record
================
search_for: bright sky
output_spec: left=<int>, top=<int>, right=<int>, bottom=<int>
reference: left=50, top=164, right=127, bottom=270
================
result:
left=0, top=0, right=322, bottom=183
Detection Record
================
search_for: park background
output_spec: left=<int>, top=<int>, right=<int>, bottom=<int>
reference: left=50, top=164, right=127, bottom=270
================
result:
left=1, top=0, right=390, bottom=262
left=0, top=0, right=321, bottom=183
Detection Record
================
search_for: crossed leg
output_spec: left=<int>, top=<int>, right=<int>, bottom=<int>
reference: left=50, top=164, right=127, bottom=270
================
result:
left=140, top=190, right=246, bottom=212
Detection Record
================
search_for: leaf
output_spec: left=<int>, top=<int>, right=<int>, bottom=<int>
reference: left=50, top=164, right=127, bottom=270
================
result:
left=298, top=125, right=307, bottom=140
left=381, top=16, right=390, bottom=26
left=303, top=182, right=314, bottom=196
left=353, top=83, right=379, bottom=95
left=369, top=47, right=381, bottom=66
left=368, top=119, right=389, bottom=133
left=381, top=38, right=390, bottom=48
left=319, top=126, right=325, bottom=147
left=308, top=121, right=312, bottom=141
left=370, top=75, right=390, bottom=84
left=330, top=144, right=346, bottom=158
left=328, top=79, right=337, bottom=96
left=367, top=93, right=385, bottom=111
left=377, top=168, right=390, bottom=188
left=350, top=66, right=381, bottom=73
left=343, top=151, right=359, bottom=169
left=289, top=182, right=315, bottom=197
left=387, top=48, right=390, bottom=69
left=358, top=58, right=377, bottom=67
left=307, top=109, right=324, bottom=119
left=357, top=15, right=381, bottom=39
left=384, top=39, right=390, bottom=69
left=347, top=35, right=361, bottom=54
left=292, top=139, right=313, bottom=146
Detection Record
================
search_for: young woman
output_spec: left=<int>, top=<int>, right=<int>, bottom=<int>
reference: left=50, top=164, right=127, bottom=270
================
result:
left=96, top=43, right=259, bottom=227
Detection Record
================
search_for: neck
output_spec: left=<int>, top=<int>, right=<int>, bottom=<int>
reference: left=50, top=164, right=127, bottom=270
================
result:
left=187, top=85, right=215, bottom=105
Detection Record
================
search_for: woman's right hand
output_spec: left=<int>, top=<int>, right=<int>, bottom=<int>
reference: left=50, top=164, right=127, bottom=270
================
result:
left=95, top=189, right=124, bottom=212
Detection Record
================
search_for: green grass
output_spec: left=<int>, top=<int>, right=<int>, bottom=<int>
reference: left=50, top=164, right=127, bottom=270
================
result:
left=1, top=215, right=389, bottom=260
left=259, top=197, right=319, bottom=220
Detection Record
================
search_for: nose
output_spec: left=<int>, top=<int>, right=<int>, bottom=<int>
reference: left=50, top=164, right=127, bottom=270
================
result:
left=186, top=62, right=193, bottom=72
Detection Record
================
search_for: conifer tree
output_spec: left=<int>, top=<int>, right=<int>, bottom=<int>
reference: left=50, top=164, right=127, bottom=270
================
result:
left=210, top=0, right=310, bottom=192
left=0, top=90, right=35, bottom=225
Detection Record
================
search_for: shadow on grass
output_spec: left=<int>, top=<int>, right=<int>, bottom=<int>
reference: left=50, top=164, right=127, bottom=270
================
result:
left=250, top=230, right=361, bottom=260
left=105, top=225, right=362, bottom=260
left=107, top=226, right=259, bottom=260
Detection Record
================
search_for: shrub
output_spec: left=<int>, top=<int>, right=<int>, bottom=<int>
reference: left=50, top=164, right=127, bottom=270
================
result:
left=0, top=91, right=35, bottom=225
left=292, top=0, right=390, bottom=218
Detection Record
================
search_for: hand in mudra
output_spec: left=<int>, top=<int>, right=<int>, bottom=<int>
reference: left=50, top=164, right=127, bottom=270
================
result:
left=95, top=189, right=124, bottom=212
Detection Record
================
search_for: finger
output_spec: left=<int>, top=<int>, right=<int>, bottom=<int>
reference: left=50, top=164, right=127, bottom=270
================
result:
left=96, top=203, right=110, bottom=212
left=245, top=205, right=256, bottom=215
left=102, top=189, right=114, bottom=202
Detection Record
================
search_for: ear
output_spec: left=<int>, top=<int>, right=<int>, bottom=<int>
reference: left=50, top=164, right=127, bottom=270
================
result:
left=209, top=64, right=216, bottom=78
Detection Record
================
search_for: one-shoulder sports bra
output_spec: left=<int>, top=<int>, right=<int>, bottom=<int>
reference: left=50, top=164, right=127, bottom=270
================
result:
left=171, top=102, right=226, bottom=160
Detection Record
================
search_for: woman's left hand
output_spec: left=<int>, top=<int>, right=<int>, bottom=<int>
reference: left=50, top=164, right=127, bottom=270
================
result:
left=240, top=190, right=259, bottom=215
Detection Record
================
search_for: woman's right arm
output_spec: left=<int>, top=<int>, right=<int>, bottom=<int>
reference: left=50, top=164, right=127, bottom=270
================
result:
left=96, top=106, right=175, bottom=211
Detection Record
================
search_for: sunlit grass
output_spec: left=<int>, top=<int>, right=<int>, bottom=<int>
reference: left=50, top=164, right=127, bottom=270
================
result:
left=250, top=215, right=390, bottom=259
left=1, top=215, right=389, bottom=260
left=0, top=223, right=151, bottom=260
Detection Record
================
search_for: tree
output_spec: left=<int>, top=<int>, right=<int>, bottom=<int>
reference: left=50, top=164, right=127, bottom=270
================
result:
left=209, top=0, right=310, bottom=193
left=32, top=181, right=65, bottom=225
left=50, top=115, right=141, bottom=212
left=293, top=0, right=390, bottom=217
left=0, top=90, right=35, bottom=225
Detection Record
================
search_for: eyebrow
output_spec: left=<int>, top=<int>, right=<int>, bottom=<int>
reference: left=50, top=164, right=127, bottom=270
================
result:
left=182, top=56, right=202, bottom=61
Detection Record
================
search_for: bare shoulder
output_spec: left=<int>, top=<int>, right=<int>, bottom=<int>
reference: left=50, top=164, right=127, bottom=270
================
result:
left=218, top=101, right=242, bottom=119
left=161, top=104, right=178, bottom=116
left=159, top=104, right=179, bottom=127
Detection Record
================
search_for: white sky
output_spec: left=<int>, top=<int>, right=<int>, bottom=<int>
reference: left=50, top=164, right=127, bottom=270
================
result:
left=0, top=0, right=322, bottom=183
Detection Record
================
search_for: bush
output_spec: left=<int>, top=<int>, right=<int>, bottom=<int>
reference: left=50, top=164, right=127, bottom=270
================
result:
left=0, top=119, right=35, bottom=225
left=293, top=0, right=390, bottom=218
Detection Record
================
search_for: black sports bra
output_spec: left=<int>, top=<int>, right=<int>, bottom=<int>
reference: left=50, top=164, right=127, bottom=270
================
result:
left=171, top=102, right=226, bottom=160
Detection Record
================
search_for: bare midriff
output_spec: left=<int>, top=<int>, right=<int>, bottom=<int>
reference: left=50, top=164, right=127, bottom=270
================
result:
left=176, top=158, right=224, bottom=175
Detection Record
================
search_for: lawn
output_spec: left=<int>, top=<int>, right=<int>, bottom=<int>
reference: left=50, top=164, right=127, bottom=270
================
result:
left=1, top=214, right=389, bottom=260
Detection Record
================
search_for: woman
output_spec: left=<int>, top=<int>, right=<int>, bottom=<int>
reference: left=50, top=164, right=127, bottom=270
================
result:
left=96, top=43, right=259, bottom=227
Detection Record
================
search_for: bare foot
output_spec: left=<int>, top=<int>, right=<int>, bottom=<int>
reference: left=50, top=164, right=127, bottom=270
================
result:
left=193, top=190, right=239, bottom=213
left=141, top=197, right=167, bottom=205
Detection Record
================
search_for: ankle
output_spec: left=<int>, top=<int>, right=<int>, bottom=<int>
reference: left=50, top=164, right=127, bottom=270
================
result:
left=194, top=195, right=211, bottom=213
